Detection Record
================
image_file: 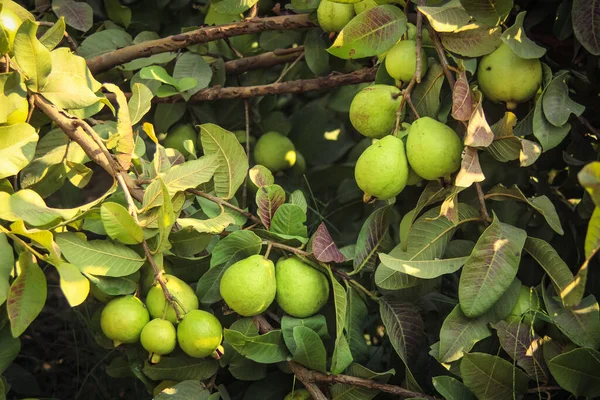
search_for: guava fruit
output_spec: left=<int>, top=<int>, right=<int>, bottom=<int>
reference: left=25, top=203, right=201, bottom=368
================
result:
left=406, top=23, right=432, bottom=46
left=0, top=8, right=21, bottom=55
left=406, top=117, right=463, bottom=180
left=253, top=132, right=297, bottom=172
left=220, top=254, right=276, bottom=316
left=355, top=135, right=409, bottom=200
left=276, top=257, right=330, bottom=318
left=146, top=274, right=199, bottom=324
left=397, top=123, right=422, bottom=185
left=349, top=85, right=402, bottom=138
left=289, top=151, right=306, bottom=176
left=140, top=318, right=177, bottom=362
left=385, top=40, right=428, bottom=82
left=162, top=124, right=197, bottom=156
left=477, top=43, right=542, bottom=109
left=177, top=309, right=223, bottom=358
left=100, top=295, right=150, bottom=346
left=284, top=389, right=312, bottom=400
left=504, top=285, right=543, bottom=329
left=317, top=0, right=355, bottom=33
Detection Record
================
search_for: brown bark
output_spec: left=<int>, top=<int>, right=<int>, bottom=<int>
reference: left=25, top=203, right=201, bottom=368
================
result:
left=224, top=46, right=304, bottom=75
left=86, top=14, right=314, bottom=74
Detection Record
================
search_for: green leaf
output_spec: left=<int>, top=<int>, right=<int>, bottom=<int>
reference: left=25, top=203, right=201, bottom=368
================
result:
left=7, top=252, right=47, bottom=337
left=56, top=232, right=145, bottom=277
left=213, top=0, right=259, bottom=14
left=128, top=83, right=153, bottom=125
left=0, top=189, right=76, bottom=226
left=156, top=179, right=176, bottom=253
left=432, top=376, right=474, bottom=400
left=0, top=123, right=39, bottom=180
left=77, top=29, right=133, bottom=59
left=547, top=347, right=600, bottom=397
left=52, top=0, right=94, bottom=32
left=154, top=380, right=210, bottom=400
left=572, top=0, right=600, bottom=55
left=411, top=61, right=445, bottom=119
left=459, top=214, right=527, bottom=317
left=501, top=12, right=546, bottom=59
left=345, top=287, right=369, bottom=363
left=327, top=5, right=407, bottom=60
left=542, top=72, right=585, bottom=127
left=461, top=353, right=529, bottom=399
left=305, top=29, right=330, bottom=76
left=256, top=184, right=286, bottom=229
left=223, top=329, right=289, bottom=364
left=56, top=262, right=90, bottom=307
left=173, top=53, right=212, bottom=100
left=270, top=204, right=307, bottom=241
left=200, top=124, right=248, bottom=200
left=0, top=324, right=20, bottom=374
left=438, top=304, right=491, bottom=363
left=419, top=0, right=471, bottom=32
left=533, top=90, right=571, bottom=152
left=281, top=315, right=329, bottom=353
left=142, top=356, right=218, bottom=381
left=104, top=0, right=132, bottom=28
left=291, top=326, right=327, bottom=372
left=354, top=204, right=393, bottom=274
left=579, top=161, right=600, bottom=207
left=439, top=24, right=502, bottom=57
left=460, top=0, right=512, bottom=27
left=289, top=190, right=307, bottom=213
left=177, top=210, right=236, bottom=235
left=14, top=19, right=52, bottom=91
left=101, top=202, right=144, bottom=245
left=40, top=17, right=66, bottom=50
left=330, top=364, right=395, bottom=400
left=379, top=255, right=468, bottom=279
left=379, top=296, right=424, bottom=365
left=542, top=285, right=600, bottom=349
left=328, top=267, right=353, bottom=374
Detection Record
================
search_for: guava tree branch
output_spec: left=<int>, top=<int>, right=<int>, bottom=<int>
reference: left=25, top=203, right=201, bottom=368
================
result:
left=225, top=46, right=305, bottom=75
left=86, top=14, right=314, bottom=74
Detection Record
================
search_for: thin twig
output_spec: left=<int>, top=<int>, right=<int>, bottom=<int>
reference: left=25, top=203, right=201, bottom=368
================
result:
left=242, top=100, right=251, bottom=209
left=429, top=27, right=455, bottom=89
left=224, top=46, right=304, bottom=75
left=187, top=188, right=262, bottom=226
left=475, top=182, right=490, bottom=223
left=275, top=51, right=305, bottom=83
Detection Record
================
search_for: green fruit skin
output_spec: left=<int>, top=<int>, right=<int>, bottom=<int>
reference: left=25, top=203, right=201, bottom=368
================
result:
left=146, top=274, right=199, bottom=324
left=220, top=255, right=276, bottom=316
left=276, top=257, right=330, bottom=318
left=284, top=389, right=312, bottom=400
left=477, top=43, right=542, bottom=107
left=406, top=117, right=463, bottom=180
left=349, top=85, right=402, bottom=138
left=317, top=0, right=355, bottom=33
left=504, top=285, right=543, bottom=329
left=385, top=40, right=428, bottom=82
left=355, top=135, right=409, bottom=200
left=0, top=9, right=21, bottom=54
left=162, top=124, right=198, bottom=156
left=406, top=23, right=432, bottom=45
left=253, top=132, right=297, bottom=172
left=100, top=295, right=150, bottom=344
left=177, top=310, right=223, bottom=358
left=140, top=318, right=177, bottom=355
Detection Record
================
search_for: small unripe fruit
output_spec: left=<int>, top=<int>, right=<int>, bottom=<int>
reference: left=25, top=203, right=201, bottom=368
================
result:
left=100, top=295, right=150, bottom=346
left=355, top=135, right=409, bottom=200
left=253, top=132, right=297, bottom=172
left=284, top=389, right=312, bottom=400
left=350, top=85, right=402, bottom=138
left=162, top=124, right=197, bottom=156
left=177, top=310, right=223, bottom=358
left=477, top=43, right=542, bottom=109
left=220, top=255, right=276, bottom=316
left=317, top=0, right=355, bottom=33
left=140, top=318, right=177, bottom=361
left=146, top=274, right=199, bottom=324
left=276, top=257, right=329, bottom=318
left=385, top=40, right=428, bottom=82
left=406, top=117, right=463, bottom=180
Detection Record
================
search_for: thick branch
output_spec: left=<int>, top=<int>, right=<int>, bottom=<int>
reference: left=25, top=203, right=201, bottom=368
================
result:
left=225, top=46, right=304, bottom=75
left=87, top=14, right=314, bottom=74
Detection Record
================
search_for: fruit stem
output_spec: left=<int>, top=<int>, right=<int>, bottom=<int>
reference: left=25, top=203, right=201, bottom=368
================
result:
left=150, top=353, right=162, bottom=364
left=264, top=242, right=273, bottom=258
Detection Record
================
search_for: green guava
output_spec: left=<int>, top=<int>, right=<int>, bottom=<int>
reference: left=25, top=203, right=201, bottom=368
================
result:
left=253, top=132, right=297, bottom=172
left=477, top=43, right=542, bottom=109
left=355, top=135, right=409, bottom=200
left=0, top=8, right=21, bottom=55
left=284, top=389, right=312, bottom=400
left=162, top=124, right=198, bottom=156
left=504, top=285, right=543, bottom=329
left=385, top=40, right=428, bottom=82
left=406, top=23, right=432, bottom=46
left=146, top=274, right=199, bottom=324
left=289, top=151, right=306, bottom=176
left=276, top=257, right=330, bottom=318
left=177, top=310, right=223, bottom=358
left=100, top=295, right=150, bottom=346
left=397, top=122, right=422, bottom=186
left=349, top=85, right=402, bottom=138
left=317, top=0, right=355, bottom=33
left=219, top=254, right=276, bottom=316
left=406, top=117, right=463, bottom=180
left=140, top=318, right=177, bottom=361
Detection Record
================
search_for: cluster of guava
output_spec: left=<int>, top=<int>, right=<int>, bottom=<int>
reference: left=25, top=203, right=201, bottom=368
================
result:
left=220, top=255, right=330, bottom=318
left=99, top=274, right=222, bottom=363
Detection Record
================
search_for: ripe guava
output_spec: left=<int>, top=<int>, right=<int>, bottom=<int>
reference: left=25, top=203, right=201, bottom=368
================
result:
left=0, top=8, right=21, bottom=55
left=477, top=43, right=542, bottom=109
left=219, top=254, right=276, bottom=316
left=284, top=389, right=312, bottom=400
left=146, top=274, right=199, bottom=324
left=162, top=124, right=198, bottom=156
left=385, top=40, right=428, bottom=82
left=177, top=309, right=223, bottom=358
left=406, top=117, right=463, bottom=180
left=140, top=318, right=177, bottom=362
left=253, top=132, right=297, bottom=172
left=276, top=257, right=330, bottom=318
left=504, top=285, right=543, bottom=329
left=355, top=135, right=409, bottom=200
left=349, top=85, right=402, bottom=138
left=100, top=295, right=150, bottom=346
left=317, top=0, right=355, bottom=33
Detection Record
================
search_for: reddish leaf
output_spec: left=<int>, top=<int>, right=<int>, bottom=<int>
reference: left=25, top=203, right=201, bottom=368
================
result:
left=379, top=297, right=425, bottom=365
left=455, top=147, right=485, bottom=188
left=452, top=71, right=472, bottom=121
left=312, top=222, right=345, bottom=263
left=249, top=165, right=274, bottom=188
left=255, top=184, right=285, bottom=229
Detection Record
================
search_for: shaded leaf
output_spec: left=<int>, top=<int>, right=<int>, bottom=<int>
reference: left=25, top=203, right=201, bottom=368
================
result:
left=379, top=254, right=468, bottom=279
left=533, top=92, right=571, bottom=152
left=411, top=61, right=445, bottom=119
left=419, top=0, right=470, bottom=32
left=142, top=356, right=218, bottom=381
left=379, top=297, right=424, bottom=365
left=291, top=326, right=327, bottom=372
left=543, top=72, right=585, bottom=127
left=0, top=325, right=20, bottom=374
left=460, top=0, right=513, bottom=27
left=281, top=315, right=329, bottom=354
left=330, top=364, right=395, bottom=400
left=312, top=222, right=345, bottom=263
left=353, top=205, right=392, bottom=274
left=154, top=381, right=210, bottom=400
left=440, top=24, right=502, bottom=57
left=572, top=0, right=600, bottom=55
left=52, top=0, right=94, bottom=32
left=438, top=304, right=491, bottom=363
left=432, top=375, right=474, bottom=400
left=173, top=53, right=212, bottom=100
left=345, top=287, right=369, bottom=363
left=547, top=347, right=600, bottom=397
left=501, top=12, right=546, bottom=59
left=461, top=353, right=530, bottom=399
left=223, top=329, right=289, bottom=364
